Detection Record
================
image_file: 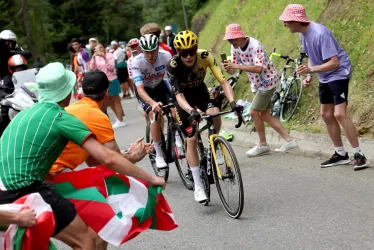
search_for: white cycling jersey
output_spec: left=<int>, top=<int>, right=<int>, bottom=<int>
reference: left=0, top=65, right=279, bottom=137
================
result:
left=132, top=50, right=172, bottom=88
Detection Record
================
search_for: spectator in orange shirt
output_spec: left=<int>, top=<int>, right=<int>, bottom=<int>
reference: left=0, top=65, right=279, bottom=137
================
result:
left=51, top=70, right=152, bottom=174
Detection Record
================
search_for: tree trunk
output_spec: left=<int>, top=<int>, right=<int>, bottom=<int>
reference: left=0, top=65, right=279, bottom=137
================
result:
left=22, top=0, right=35, bottom=60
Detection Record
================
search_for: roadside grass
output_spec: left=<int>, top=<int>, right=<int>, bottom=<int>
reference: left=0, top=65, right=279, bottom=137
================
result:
left=193, top=0, right=374, bottom=138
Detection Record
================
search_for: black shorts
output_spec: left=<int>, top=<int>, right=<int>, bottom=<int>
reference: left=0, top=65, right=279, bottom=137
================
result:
left=117, top=67, right=129, bottom=83
left=135, top=80, right=173, bottom=114
left=319, top=79, right=349, bottom=105
left=175, top=85, right=218, bottom=136
left=0, top=181, right=76, bottom=236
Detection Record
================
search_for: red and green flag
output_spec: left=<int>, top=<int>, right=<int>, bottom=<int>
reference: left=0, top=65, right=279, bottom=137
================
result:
left=54, top=165, right=178, bottom=246
left=0, top=193, right=56, bottom=250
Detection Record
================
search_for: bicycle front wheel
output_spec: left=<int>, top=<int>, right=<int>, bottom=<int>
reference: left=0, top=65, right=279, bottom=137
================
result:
left=280, top=78, right=303, bottom=122
left=212, top=136, right=244, bottom=218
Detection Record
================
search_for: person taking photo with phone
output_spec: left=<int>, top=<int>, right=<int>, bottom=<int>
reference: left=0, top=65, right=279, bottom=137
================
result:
left=222, top=23, right=298, bottom=157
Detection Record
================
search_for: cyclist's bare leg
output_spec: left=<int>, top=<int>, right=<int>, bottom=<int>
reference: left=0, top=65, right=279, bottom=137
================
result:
left=320, top=104, right=343, bottom=147
left=96, top=236, right=108, bottom=250
left=186, top=135, right=199, bottom=167
left=250, top=109, right=267, bottom=145
left=53, top=215, right=96, bottom=250
left=259, top=109, right=293, bottom=142
left=206, top=107, right=221, bottom=133
left=333, top=103, right=359, bottom=148
left=149, top=112, right=162, bottom=142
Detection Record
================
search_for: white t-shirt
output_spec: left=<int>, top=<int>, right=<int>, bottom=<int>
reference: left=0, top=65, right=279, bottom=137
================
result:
left=231, top=37, right=278, bottom=92
left=112, top=48, right=125, bottom=63
left=131, top=51, right=172, bottom=88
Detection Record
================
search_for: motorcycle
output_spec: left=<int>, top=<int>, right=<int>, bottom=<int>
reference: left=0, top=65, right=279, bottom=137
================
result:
left=0, top=69, right=38, bottom=135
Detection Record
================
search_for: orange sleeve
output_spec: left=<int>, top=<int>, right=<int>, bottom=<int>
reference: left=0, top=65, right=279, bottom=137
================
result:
left=87, top=110, right=115, bottom=144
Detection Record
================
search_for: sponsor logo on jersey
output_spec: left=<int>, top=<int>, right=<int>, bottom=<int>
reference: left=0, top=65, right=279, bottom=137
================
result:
left=143, top=72, right=165, bottom=81
left=170, top=60, right=177, bottom=68
left=155, top=65, right=166, bottom=71
left=133, top=76, right=143, bottom=83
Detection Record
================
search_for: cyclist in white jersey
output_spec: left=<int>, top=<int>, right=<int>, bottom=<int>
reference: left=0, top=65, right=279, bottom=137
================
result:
left=133, top=34, right=172, bottom=169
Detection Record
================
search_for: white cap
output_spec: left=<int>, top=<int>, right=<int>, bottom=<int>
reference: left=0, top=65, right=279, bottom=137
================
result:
left=165, top=26, right=172, bottom=31
left=89, top=38, right=96, bottom=42
left=111, top=40, right=118, bottom=46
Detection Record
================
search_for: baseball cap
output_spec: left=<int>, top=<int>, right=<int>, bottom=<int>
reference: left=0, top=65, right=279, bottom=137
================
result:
left=165, top=26, right=172, bottom=31
left=82, top=70, right=109, bottom=95
left=89, top=38, right=97, bottom=42
left=111, top=40, right=118, bottom=46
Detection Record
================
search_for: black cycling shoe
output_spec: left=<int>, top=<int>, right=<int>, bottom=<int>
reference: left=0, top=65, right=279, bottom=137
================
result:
left=352, top=153, right=369, bottom=171
left=320, top=152, right=350, bottom=168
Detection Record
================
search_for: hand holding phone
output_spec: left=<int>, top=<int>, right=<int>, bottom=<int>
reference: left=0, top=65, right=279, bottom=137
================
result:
left=220, top=53, right=227, bottom=62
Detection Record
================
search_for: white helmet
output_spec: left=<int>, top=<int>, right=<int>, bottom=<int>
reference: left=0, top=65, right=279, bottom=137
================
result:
left=139, top=34, right=159, bottom=52
left=0, top=30, right=17, bottom=41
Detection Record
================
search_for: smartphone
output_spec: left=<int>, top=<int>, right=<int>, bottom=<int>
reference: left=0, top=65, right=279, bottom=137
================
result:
left=220, top=53, right=227, bottom=62
left=132, top=50, right=138, bottom=57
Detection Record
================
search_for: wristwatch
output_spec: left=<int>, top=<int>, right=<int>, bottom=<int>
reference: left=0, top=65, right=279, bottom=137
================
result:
left=309, top=66, right=314, bottom=74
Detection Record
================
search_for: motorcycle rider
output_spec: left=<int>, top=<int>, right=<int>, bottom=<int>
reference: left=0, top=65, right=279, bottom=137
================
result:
left=0, top=55, right=28, bottom=137
left=0, top=30, right=32, bottom=79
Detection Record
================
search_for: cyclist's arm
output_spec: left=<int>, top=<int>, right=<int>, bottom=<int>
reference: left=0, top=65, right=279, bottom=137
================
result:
left=207, top=52, right=235, bottom=103
left=176, top=93, right=194, bottom=113
left=132, top=61, right=157, bottom=107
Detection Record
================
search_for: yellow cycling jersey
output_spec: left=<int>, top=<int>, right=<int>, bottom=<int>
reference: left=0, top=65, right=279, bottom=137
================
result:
left=167, top=49, right=225, bottom=95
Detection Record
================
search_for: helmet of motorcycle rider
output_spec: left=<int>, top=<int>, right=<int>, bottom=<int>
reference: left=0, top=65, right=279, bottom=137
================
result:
left=0, top=30, right=17, bottom=50
left=8, top=54, right=27, bottom=74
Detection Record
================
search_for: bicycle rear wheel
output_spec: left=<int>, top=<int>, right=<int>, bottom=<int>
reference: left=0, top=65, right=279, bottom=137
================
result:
left=212, top=136, right=244, bottom=218
left=280, top=78, right=303, bottom=122
left=145, top=122, right=169, bottom=181
left=172, top=126, right=193, bottom=190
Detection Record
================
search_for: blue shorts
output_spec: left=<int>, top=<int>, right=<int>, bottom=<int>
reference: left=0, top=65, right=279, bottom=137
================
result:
left=109, top=78, right=122, bottom=96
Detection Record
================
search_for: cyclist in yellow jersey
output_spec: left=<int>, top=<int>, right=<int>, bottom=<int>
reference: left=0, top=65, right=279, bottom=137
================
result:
left=167, top=30, right=243, bottom=203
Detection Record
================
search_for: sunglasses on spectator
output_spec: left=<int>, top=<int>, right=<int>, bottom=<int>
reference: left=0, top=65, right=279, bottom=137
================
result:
left=178, top=48, right=197, bottom=58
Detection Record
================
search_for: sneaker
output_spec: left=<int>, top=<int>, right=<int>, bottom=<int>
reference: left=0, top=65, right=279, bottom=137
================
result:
left=194, top=185, right=208, bottom=203
left=320, top=152, right=351, bottom=168
left=352, top=153, right=369, bottom=171
left=155, top=156, right=168, bottom=169
left=245, top=144, right=270, bottom=157
left=275, top=140, right=298, bottom=153
left=112, top=120, right=128, bottom=129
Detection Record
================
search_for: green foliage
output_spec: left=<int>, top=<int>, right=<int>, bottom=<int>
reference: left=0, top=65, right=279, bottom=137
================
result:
left=192, top=0, right=374, bottom=136
left=0, top=0, right=203, bottom=64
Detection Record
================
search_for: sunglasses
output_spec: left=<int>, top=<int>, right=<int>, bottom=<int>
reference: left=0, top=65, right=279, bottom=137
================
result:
left=179, top=48, right=197, bottom=58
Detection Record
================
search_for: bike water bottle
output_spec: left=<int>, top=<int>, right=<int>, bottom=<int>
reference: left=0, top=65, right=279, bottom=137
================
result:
left=273, top=99, right=281, bottom=117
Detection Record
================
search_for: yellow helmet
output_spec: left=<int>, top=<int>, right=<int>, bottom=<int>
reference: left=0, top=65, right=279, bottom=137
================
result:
left=173, top=30, right=198, bottom=50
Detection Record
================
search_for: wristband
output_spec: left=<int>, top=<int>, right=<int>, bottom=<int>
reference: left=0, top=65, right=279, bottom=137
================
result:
left=309, top=67, right=313, bottom=74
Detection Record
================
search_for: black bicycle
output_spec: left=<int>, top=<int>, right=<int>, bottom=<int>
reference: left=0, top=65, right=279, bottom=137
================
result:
left=269, top=49, right=308, bottom=122
left=187, top=111, right=245, bottom=218
left=145, top=102, right=193, bottom=190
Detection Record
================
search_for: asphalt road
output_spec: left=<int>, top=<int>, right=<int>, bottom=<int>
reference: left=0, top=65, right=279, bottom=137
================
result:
left=54, top=98, right=374, bottom=250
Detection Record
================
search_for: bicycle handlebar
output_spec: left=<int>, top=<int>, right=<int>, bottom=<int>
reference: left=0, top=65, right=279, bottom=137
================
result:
left=187, top=110, right=245, bottom=138
left=152, top=100, right=175, bottom=123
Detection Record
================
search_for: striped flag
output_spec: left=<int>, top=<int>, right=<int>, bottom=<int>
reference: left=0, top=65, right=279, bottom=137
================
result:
left=0, top=193, right=56, bottom=250
left=54, top=166, right=177, bottom=246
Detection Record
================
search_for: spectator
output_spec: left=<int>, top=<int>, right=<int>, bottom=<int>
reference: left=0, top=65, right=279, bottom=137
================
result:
left=71, top=37, right=90, bottom=87
left=111, top=40, right=134, bottom=99
left=279, top=4, right=368, bottom=170
left=33, top=57, right=44, bottom=70
left=222, top=24, right=298, bottom=156
left=90, top=43, right=127, bottom=128
left=165, top=25, right=176, bottom=54
left=88, top=38, right=97, bottom=59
